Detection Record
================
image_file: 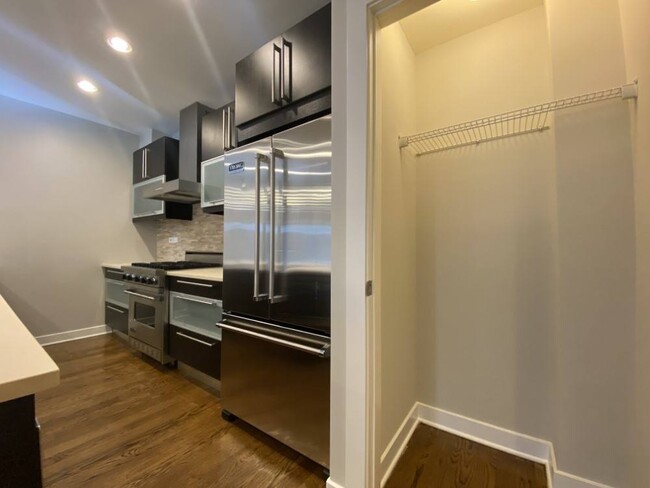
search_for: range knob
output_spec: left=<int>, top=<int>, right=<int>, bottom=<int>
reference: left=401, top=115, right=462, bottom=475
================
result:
left=149, top=277, right=158, bottom=285
left=136, top=275, right=144, bottom=283
left=126, top=274, right=134, bottom=281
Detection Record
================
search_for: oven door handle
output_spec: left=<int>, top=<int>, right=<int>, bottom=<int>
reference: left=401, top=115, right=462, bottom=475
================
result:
left=218, top=323, right=330, bottom=358
left=124, top=290, right=159, bottom=301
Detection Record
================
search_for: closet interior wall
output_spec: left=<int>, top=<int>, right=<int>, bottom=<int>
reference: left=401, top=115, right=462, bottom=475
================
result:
left=377, top=0, right=640, bottom=486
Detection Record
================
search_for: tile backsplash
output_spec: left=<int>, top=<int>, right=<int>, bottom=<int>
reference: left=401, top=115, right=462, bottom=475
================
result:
left=157, top=205, right=223, bottom=261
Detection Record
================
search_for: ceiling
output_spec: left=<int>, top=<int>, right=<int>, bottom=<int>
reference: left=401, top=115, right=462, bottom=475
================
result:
left=399, top=0, right=544, bottom=54
left=0, top=0, right=329, bottom=136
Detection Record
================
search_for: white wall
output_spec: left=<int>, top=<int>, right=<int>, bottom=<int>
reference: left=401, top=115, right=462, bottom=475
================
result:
left=0, top=94, right=156, bottom=337
left=376, top=22, right=419, bottom=455
left=378, top=2, right=639, bottom=486
left=414, top=4, right=557, bottom=444
left=617, top=1, right=650, bottom=486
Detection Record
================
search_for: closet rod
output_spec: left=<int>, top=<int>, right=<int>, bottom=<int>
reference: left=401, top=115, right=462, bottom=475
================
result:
left=398, top=81, right=638, bottom=157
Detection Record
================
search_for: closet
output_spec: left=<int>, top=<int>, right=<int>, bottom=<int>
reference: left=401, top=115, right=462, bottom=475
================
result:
left=374, top=0, right=638, bottom=486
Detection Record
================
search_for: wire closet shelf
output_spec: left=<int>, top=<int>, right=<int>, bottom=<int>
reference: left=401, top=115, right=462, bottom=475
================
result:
left=399, top=82, right=638, bottom=157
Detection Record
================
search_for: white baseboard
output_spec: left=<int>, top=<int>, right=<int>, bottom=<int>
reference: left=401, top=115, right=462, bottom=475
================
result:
left=36, top=325, right=112, bottom=346
left=326, top=478, right=345, bottom=488
left=553, top=471, right=614, bottom=488
left=379, top=402, right=419, bottom=486
left=379, top=401, right=612, bottom=488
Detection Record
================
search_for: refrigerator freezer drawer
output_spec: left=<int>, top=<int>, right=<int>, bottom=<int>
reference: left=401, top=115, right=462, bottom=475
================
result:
left=220, top=317, right=330, bottom=467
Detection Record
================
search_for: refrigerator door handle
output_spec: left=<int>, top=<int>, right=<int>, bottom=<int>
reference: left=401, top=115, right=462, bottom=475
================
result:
left=254, top=153, right=269, bottom=302
left=218, top=322, right=330, bottom=358
left=269, top=148, right=285, bottom=304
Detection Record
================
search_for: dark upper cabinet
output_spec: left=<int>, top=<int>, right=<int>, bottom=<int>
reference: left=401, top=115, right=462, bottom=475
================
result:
left=201, top=102, right=236, bottom=162
left=235, top=42, right=280, bottom=128
left=132, top=137, right=192, bottom=221
left=235, top=4, right=331, bottom=139
left=180, top=103, right=214, bottom=183
left=282, top=4, right=331, bottom=106
left=132, top=137, right=179, bottom=185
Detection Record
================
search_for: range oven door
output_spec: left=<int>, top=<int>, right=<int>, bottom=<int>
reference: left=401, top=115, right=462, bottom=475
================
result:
left=219, top=313, right=330, bottom=468
left=126, top=288, right=165, bottom=350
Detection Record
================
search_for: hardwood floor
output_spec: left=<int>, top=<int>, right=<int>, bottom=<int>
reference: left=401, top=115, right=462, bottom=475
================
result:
left=36, top=334, right=325, bottom=488
left=385, top=424, right=547, bottom=488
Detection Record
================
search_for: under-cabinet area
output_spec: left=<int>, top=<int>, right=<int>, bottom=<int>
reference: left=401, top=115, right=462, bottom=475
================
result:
left=375, top=1, right=639, bottom=487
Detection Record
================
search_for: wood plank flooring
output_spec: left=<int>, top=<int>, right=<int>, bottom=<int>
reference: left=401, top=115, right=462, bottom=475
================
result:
left=36, top=334, right=325, bottom=488
left=385, top=424, right=547, bottom=488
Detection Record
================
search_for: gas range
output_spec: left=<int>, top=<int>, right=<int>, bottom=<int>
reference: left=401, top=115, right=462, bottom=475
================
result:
left=122, top=252, right=222, bottom=364
left=123, top=261, right=219, bottom=287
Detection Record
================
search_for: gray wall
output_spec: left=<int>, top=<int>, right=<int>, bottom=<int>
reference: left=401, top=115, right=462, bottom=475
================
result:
left=0, top=94, right=156, bottom=337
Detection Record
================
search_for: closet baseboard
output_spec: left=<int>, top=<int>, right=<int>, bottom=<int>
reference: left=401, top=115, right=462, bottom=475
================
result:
left=379, top=402, right=613, bottom=488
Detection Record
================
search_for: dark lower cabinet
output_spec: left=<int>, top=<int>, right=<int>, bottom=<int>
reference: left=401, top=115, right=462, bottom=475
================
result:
left=0, top=395, right=42, bottom=488
left=168, top=325, right=221, bottom=379
left=168, top=277, right=222, bottom=300
left=105, top=303, right=128, bottom=335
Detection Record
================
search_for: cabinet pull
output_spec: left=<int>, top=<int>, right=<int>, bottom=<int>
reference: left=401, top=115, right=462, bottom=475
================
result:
left=222, top=108, right=227, bottom=151
left=176, top=295, right=215, bottom=306
left=281, top=37, right=292, bottom=102
left=107, top=305, right=125, bottom=314
left=141, top=150, right=145, bottom=179
left=271, top=43, right=282, bottom=105
left=144, top=148, right=149, bottom=178
left=106, top=269, right=123, bottom=276
left=177, top=280, right=213, bottom=288
left=226, top=106, right=233, bottom=150
left=176, top=331, right=215, bottom=347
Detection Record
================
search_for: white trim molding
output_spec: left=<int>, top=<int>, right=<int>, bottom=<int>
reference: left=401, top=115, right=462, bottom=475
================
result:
left=326, top=478, right=346, bottom=488
left=36, top=325, right=111, bottom=346
left=379, top=402, right=613, bottom=488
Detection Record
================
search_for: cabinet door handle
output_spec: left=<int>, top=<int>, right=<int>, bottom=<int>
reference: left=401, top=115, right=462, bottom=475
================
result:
left=222, top=108, right=227, bottom=151
left=141, top=150, right=145, bottom=179
left=176, top=295, right=215, bottom=306
left=177, top=280, right=213, bottom=288
left=144, top=148, right=149, bottom=178
left=226, top=106, right=232, bottom=150
left=176, top=331, right=216, bottom=347
left=107, top=305, right=125, bottom=314
left=271, top=43, right=282, bottom=105
left=281, top=37, right=292, bottom=102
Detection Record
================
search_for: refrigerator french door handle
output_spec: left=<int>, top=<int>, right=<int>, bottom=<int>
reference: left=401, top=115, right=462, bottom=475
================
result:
left=269, top=148, right=286, bottom=304
left=218, top=322, right=330, bottom=358
left=254, top=153, right=269, bottom=302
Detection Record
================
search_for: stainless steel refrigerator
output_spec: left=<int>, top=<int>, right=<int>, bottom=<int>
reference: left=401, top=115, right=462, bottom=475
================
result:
left=220, top=115, right=331, bottom=468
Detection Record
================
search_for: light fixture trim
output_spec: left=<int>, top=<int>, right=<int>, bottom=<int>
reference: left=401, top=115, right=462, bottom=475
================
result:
left=106, top=36, right=133, bottom=53
left=77, top=79, right=98, bottom=93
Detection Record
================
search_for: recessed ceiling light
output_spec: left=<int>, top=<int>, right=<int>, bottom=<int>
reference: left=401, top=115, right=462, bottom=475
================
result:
left=107, top=36, right=132, bottom=53
left=77, top=79, right=98, bottom=93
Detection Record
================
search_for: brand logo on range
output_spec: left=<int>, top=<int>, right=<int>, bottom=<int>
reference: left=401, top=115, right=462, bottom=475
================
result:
left=228, top=162, right=245, bottom=173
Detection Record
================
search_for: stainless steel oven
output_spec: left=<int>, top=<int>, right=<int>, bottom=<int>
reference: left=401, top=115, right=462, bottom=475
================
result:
left=124, top=280, right=172, bottom=364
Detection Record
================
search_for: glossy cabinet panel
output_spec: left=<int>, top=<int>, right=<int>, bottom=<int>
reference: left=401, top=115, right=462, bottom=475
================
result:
left=169, top=291, right=222, bottom=341
left=132, top=176, right=165, bottom=219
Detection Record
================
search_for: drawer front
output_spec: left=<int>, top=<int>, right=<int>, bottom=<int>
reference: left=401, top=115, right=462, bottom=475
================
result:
left=105, top=278, right=128, bottom=309
left=105, top=303, right=128, bottom=334
left=168, top=325, right=221, bottom=379
left=168, top=277, right=222, bottom=299
left=169, top=292, right=222, bottom=340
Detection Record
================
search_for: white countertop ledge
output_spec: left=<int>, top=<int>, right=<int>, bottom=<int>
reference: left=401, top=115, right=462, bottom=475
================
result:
left=0, top=294, right=60, bottom=404
left=166, top=268, right=224, bottom=282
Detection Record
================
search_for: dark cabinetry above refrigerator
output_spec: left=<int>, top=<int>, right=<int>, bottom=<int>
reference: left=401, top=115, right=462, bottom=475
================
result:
left=235, top=3, right=331, bottom=144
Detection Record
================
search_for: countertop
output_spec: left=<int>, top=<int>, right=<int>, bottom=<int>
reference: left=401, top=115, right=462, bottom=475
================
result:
left=0, top=294, right=60, bottom=404
left=166, top=268, right=223, bottom=282
left=102, top=263, right=130, bottom=270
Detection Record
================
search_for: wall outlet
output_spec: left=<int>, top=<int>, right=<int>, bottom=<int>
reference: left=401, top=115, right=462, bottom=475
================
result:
left=168, top=237, right=179, bottom=244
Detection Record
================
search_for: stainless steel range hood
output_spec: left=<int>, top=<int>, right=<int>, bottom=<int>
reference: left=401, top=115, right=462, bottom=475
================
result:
left=145, top=102, right=214, bottom=204
left=143, top=179, right=201, bottom=203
